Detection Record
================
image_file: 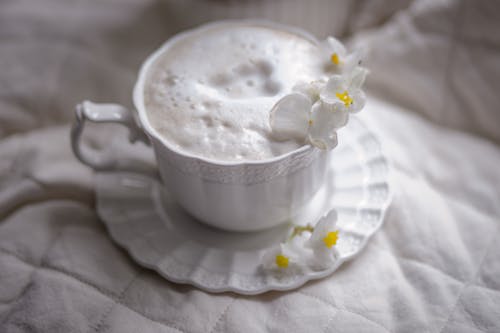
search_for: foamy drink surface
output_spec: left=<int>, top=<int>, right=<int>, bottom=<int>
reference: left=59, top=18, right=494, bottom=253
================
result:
left=144, top=22, right=325, bottom=161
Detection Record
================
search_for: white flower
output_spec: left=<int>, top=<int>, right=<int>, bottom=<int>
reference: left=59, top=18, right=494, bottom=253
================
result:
left=292, top=79, right=327, bottom=102
left=270, top=72, right=364, bottom=150
left=306, top=209, right=340, bottom=270
left=320, top=37, right=362, bottom=74
left=261, top=238, right=309, bottom=272
left=307, top=100, right=345, bottom=150
left=269, top=63, right=368, bottom=151
left=269, top=92, right=347, bottom=150
left=269, top=34, right=368, bottom=152
left=320, top=66, right=369, bottom=114
left=261, top=210, right=341, bottom=274
left=269, top=92, right=311, bottom=141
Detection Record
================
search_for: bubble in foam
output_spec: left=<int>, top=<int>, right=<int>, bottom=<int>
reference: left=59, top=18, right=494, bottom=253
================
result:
left=144, top=23, right=323, bottom=161
left=201, top=115, right=213, bottom=127
left=202, top=99, right=222, bottom=111
left=263, top=80, right=281, bottom=96
left=210, top=73, right=231, bottom=86
left=255, top=59, right=274, bottom=76
left=233, top=63, right=253, bottom=76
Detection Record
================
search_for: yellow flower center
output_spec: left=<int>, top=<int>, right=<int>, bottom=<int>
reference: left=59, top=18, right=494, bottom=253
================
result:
left=323, top=230, right=339, bottom=248
left=331, top=53, right=340, bottom=65
left=275, top=254, right=289, bottom=268
left=336, top=91, right=353, bottom=107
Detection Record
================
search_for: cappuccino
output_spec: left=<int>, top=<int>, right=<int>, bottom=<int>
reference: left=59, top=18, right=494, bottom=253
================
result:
left=144, top=22, right=325, bottom=161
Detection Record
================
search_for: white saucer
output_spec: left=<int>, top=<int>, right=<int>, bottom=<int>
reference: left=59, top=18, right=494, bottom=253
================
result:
left=95, top=117, right=392, bottom=295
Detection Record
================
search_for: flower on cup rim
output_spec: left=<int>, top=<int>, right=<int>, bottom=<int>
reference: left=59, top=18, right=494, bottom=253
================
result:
left=292, top=79, right=327, bottom=103
left=269, top=36, right=368, bottom=151
left=320, top=66, right=368, bottom=114
left=269, top=66, right=368, bottom=150
left=320, top=36, right=362, bottom=74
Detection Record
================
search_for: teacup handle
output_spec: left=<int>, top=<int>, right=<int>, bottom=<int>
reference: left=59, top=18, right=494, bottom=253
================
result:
left=71, top=100, right=151, bottom=171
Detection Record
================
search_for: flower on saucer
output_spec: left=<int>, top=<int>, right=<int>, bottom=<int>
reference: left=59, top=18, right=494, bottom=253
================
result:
left=261, top=243, right=299, bottom=271
left=261, top=209, right=341, bottom=274
left=261, top=232, right=312, bottom=272
left=306, top=209, right=340, bottom=269
left=320, top=36, right=362, bottom=74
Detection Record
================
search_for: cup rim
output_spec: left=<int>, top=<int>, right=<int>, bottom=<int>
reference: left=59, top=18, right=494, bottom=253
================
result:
left=133, top=19, right=321, bottom=167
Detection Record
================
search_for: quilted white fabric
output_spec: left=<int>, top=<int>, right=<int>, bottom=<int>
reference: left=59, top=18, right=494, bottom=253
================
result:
left=1, top=0, right=499, bottom=332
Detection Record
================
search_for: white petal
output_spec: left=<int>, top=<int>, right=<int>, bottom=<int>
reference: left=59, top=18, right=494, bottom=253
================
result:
left=309, top=246, right=339, bottom=270
left=292, top=79, right=325, bottom=102
left=306, top=209, right=339, bottom=270
left=308, top=102, right=345, bottom=149
left=261, top=246, right=281, bottom=270
left=308, top=100, right=348, bottom=149
left=308, top=133, right=337, bottom=151
left=284, top=236, right=313, bottom=265
left=261, top=243, right=303, bottom=271
left=320, top=75, right=348, bottom=104
left=349, top=66, right=369, bottom=89
left=287, top=230, right=310, bottom=251
left=342, top=50, right=363, bottom=74
left=292, top=81, right=312, bottom=96
left=306, top=209, right=338, bottom=270
left=348, top=89, right=366, bottom=113
left=308, top=209, right=338, bottom=247
left=321, top=36, right=346, bottom=56
left=280, top=243, right=296, bottom=259
left=269, top=93, right=311, bottom=140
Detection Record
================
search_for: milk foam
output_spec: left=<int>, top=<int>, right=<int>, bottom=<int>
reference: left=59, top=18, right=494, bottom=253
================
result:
left=144, top=23, right=325, bottom=161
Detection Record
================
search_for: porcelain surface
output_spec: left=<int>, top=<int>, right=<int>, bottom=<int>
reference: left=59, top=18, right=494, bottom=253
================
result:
left=73, top=20, right=331, bottom=232
left=96, top=117, right=392, bottom=294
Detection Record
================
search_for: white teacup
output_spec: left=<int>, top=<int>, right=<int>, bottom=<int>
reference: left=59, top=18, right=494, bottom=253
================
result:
left=71, top=20, right=329, bottom=232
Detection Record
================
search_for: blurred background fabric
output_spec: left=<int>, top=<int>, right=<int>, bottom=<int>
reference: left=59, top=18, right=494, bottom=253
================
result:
left=1, top=0, right=499, bottom=332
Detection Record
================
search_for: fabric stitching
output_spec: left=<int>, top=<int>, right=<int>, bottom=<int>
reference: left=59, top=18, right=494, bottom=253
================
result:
left=1, top=237, right=499, bottom=333
left=391, top=160, right=499, bottom=221
left=7, top=235, right=500, bottom=313
left=0, top=247, right=120, bottom=299
left=0, top=191, right=95, bottom=222
left=369, top=246, right=468, bottom=288
left=92, top=273, right=141, bottom=333
left=208, top=298, right=236, bottom=333
left=0, top=248, right=188, bottom=333
left=394, top=254, right=500, bottom=294
left=322, top=311, right=340, bottom=333
left=298, top=291, right=392, bottom=332
left=0, top=265, right=36, bottom=326
left=438, top=226, right=500, bottom=333
left=372, top=234, right=500, bottom=295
